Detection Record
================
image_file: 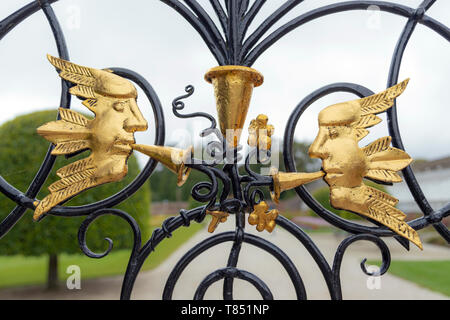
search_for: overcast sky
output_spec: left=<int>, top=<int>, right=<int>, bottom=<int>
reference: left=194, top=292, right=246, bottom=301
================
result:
left=0, top=0, right=449, bottom=168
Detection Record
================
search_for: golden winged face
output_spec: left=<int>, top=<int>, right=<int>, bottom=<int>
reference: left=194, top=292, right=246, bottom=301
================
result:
left=308, top=80, right=423, bottom=249
left=33, top=55, right=148, bottom=220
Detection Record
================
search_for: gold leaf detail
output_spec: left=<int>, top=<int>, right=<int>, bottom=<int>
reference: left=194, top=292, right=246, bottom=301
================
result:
left=355, top=128, right=369, bottom=141
left=69, top=85, right=96, bottom=99
left=359, top=79, right=409, bottom=115
left=354, top=114, right=382, bottom=129
left=56, top=157, right=94, bottom=178
left=248, top=201, right=279, bottom=233
left=363, top=136, right=391, bottom=156
left=367, top=198, right=406, bottom=221
left=51, top=140, right=89, bottom=155
left=58, top=108, right=90, bottom=127
left=366, top=169, right=402, bottom=183
left=364, top=186, right=398, bottom=207
left=368, top=148, right=412, bottom=172
left=48, top=169, right=95, bottom=193
left=34, top=178, right=97, bottom=220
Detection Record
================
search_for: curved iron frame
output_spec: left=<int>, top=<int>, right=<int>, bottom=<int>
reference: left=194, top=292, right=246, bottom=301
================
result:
left=0, top=0, right=448, bottom=300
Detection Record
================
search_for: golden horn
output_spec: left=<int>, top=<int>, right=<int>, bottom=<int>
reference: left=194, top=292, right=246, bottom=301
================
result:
left=270, top=168, right=325, bottom=203
left=205, top=66, right=263, bottom=148
left=132, top=144, right=193, bottom=186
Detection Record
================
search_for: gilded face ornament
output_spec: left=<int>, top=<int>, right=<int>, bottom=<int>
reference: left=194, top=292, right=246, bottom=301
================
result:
left=33, top=55, right=148, bottom=220
left=309, top=79, right=423, bottom=249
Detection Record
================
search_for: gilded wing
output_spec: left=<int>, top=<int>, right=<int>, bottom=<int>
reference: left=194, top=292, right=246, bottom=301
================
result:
left=354, top=80, right=420, bottom=248
left=353, top=79, right=409, bottom=141
left=34, top=108, right=95, bottom=220
left=37, top=108, right=92, bottom=156
left=352, top=80, right=413, bottom=185
left=34, top=156, right=98, bottom=220
left=47, top=54, right=136, bottom=103
left=47, top=54, right=98, bottom=100
left=363, top=186, right=422, bottom=249
left=363, top=136, right=412, bottom=184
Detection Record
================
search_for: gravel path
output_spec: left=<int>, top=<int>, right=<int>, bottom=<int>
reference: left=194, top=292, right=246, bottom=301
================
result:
left=0, top=220, right=448, bottom=300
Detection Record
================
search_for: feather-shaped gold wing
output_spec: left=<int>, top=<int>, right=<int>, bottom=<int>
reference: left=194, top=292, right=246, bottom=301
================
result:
left=362, top=136, right=412, bottom=184
left=37, top=108, right=92, bottom=156
left=363, top=186, right=422, bottom=249
left=47, top=54, right=98, bottom=99
left=359, top=79, right=409, bottom=115
left=34, top=160, right=99, bottom=220
left=353, top=79, right=409, bottom=141
left=34, top=108, right=95, bottom=220
left=47, top=54, right=137, bottom=100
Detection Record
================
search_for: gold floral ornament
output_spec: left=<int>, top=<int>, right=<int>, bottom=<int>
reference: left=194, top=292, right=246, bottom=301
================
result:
left=34, top=55, right=148, bottom=220
left=247, top=114, right=274, bottom=150
left=308, top=79, right=422, bottom=249
left=248, top=201, right=279, bottom=233
left=206, top=210, right=229, bottom=233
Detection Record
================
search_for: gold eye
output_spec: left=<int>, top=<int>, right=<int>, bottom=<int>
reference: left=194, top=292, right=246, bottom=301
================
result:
left=329, top=128, right=338, bottom=139
left=113, top=101, right=125, bottom=112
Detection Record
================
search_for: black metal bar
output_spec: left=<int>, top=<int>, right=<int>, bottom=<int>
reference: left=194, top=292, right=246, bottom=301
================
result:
left=243, top=1, right=419, bottom=66
left=0, top=0, right=70, bottom=237
left=159, top=0, right=227, bottom=65
left=241, top=0, right=267, bottom=44
left=209, top=0, right=228, bottom=36
left=276, top=215, right=337, bottom=299
left=183, top=0, right=228, bottom=63
left=226, top=0, right=240, bottom=64
left=194, top=267, right=273, bottom=300
left=120, top=206, right=204, bottom=299
left=386, top=0, right=450, bottom=241
left=0, top=0, right=448, bottom=301
left=0, top=0, right=59, bottom=40
left=163, top=231, right=307, bottom=300
left=331, top=234, right=391, bottom=299
left=240, top=0, right=305, bottom=63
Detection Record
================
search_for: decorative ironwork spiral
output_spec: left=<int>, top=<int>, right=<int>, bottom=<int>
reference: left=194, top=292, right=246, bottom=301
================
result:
left=0, top=0, right=448, bottom=300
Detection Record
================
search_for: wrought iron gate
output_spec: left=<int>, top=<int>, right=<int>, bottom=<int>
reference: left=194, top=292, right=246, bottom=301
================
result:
left=0, top=0, right=449, bottom=300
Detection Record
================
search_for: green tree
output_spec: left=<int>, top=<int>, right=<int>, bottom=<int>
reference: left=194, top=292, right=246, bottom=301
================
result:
left=0, top=110, right=151, bottom=289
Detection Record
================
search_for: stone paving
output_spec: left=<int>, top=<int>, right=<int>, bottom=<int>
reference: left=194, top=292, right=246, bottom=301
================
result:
left=0, top=220, right=448, bottom=300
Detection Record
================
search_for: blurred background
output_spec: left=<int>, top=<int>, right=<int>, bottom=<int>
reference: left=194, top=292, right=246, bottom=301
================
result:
left=0, top=0, right=448, bottom=299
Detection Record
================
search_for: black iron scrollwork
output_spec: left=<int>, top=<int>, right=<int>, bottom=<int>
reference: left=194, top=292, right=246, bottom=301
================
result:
left=0, top=0, right=448, bottom=300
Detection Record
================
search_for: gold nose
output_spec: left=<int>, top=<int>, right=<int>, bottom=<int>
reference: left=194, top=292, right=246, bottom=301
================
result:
left=308, top=136, right=327, bottom=159
left=124, top=118, right=148, bottom=132
left=308, top=144, right=320, bottom=159
left=124, top=112, right=148, bottom=132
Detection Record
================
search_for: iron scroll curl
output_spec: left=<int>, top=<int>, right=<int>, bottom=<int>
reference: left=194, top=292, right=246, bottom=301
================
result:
left=0, top=0, right=448, bottom=300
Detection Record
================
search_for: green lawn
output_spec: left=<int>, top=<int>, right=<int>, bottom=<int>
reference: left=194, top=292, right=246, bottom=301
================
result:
left=368, top=260, right=450, bottom=297
left=0, top=222, right=204, bottom=289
